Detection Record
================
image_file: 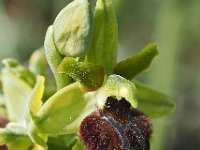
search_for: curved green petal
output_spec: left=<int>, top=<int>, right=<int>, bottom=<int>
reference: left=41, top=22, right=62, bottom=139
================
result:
left=114, top=43, right=159, bottom=79
left=87, top=0, right=118, bottom=75
left=58, top=57, right=105, bottom=91
left=133, top=80, right=176, bottom=118
left=96, top=74, right=137, bottom=109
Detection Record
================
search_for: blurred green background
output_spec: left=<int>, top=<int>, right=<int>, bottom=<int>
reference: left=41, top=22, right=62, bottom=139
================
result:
left=0, top=0, right=200, bottom=149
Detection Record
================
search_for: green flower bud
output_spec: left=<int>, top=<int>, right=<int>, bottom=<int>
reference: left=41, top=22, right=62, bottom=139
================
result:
left=53, top=0, right=96, bottom=57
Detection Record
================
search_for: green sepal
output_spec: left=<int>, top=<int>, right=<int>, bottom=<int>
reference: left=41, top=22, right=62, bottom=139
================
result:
left=26, top=77, right=95, bottom=144
left=96, top=74, right=137, bottom=109
left=87, top=0, right=118, bottom=75
left=2, top=58, right=36, bottom=87
left=53, top=0, right=95, bottom=57
left=35, top=83, right=95, bottom=135
left=44, top=26, right=72, bottom=90
left=1, top=68, right=32, bottom=122
left=114, top=43, right=159, bottom=79
left=0, top=123, right=33, bottom=150
left=133, top=80, right=176, bottom=118
left=58, top=57, right=105, bottom=91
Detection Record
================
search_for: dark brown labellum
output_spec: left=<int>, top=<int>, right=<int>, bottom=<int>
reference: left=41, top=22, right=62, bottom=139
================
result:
left=79, top=97, right=152, bottom=150
left=0, top=145, right=8, bottom=150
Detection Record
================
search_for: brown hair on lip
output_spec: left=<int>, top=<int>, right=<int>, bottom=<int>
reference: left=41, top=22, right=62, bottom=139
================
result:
left=79, top=97, right=152, bottom=150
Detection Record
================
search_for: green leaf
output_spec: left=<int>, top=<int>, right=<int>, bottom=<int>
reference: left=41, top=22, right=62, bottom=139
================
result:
left=0, top=123, right=33, bottom=150
left=44, top=26, right=72, bottom=90
left=87, top=0, right=118, bottom=75
left=58, top=57, right=105, bottom=91
left=96, top=75, right=137, bottom=109
left=1, top=68, right=32, bottom=122
left=53, top=0, right=95, bottom=57
left=114, top=43, right=159, bottom=79
left=133, top=80, right=176, bottom=118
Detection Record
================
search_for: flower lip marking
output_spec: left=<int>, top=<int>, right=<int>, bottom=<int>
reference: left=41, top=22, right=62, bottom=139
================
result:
left=80, top=97, right=152, bottom=150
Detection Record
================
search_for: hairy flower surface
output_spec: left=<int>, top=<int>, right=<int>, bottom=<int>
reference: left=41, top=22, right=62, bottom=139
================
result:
left=80, top=97, right=152, bottom=150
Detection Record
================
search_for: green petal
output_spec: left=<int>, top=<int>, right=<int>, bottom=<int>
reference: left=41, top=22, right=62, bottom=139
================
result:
left=114, top=43, right=159, bottom=79
left=44, top=26, right=72, bottom=90
left=1, top=68, right=32, bottom=122
left=96, top=74, right=137, bottom=109
left=58, top=57, right=105, bottom=91
left=87, top=0, right=118, bottom=75
left=53, top=0, right=95, bottom=57
left=133, top=80, right=176, bottom=118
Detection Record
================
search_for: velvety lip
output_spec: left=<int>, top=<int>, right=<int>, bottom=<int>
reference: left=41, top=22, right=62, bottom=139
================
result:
left=79, top=97, right=152, bottom=150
